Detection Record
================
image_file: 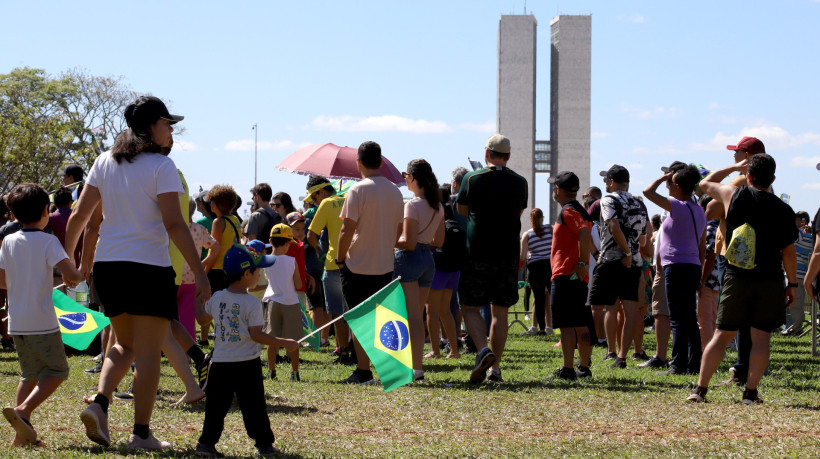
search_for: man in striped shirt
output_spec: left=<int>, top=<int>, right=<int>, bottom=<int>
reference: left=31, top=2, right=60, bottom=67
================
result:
left=783, top=211, right=813, bottom=335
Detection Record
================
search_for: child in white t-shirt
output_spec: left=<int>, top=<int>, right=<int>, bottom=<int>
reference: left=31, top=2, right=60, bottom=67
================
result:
left=0, top=183, right=82, bottom=447
left=262, top=224, right=303, bottom=381
left=195, top=243, right=298, bottom=458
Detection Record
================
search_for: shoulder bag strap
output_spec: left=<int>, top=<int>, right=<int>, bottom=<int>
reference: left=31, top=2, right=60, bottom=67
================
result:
left=222, top=216, right=241, bottom=244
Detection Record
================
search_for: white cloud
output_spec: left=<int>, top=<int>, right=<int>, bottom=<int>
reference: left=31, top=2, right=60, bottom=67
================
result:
left=616, top=13, right=645, bottom=23
left=801, top=183, right=820, bottom=190
left=693, top=124, right=820, bottom=152
left=224, top=139, right=308, bottom=152
left=791, top=156, right=820, bottom=168
left=174, top=140, right=197, bottom=152
left=312, top=115, right=451, bottom=134
left=621, top=104, right=679, bottom=119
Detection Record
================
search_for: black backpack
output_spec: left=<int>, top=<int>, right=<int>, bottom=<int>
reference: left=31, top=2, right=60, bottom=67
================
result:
left=433, top=218, right=468, bottom=273
left=253, top=208, right=282, bottom=242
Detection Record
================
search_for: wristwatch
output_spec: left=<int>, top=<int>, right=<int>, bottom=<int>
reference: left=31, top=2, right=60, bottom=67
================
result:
left=577, top=262, right=588, bottom=268
left=787, top=282, right=798, bottom=288
left=623, top=251, right=632, bottom=258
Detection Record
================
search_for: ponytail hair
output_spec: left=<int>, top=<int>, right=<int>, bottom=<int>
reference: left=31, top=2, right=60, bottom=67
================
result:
left=111, top=128, right=162, bottom=164
left=531, top=208, right=545, bottom=237
left=407, top=159, right=440, bottom=211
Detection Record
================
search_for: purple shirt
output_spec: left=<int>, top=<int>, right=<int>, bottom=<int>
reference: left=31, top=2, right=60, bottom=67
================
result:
left=659, top=198, right=706, bottom=267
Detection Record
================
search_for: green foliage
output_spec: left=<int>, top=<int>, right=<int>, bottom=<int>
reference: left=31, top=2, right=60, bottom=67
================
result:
left=0, top=67, right=136, bottom=194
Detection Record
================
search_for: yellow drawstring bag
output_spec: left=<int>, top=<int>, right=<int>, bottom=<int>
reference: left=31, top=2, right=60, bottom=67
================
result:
left=725, top=223, right=756, bottom=270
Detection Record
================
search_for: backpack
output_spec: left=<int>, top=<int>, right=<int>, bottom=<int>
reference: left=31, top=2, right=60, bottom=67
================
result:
left=433, top=218, right=468, bottom=273
left=725, top=223, right=756, bottom=270
left=252, top=208, right=281, bottom=242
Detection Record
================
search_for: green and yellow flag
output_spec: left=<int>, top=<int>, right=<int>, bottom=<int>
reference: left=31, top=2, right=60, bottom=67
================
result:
left=344, top=279, right=413, bottom=392
left=53, top=290, right=110, bottom=351
left=298, top=299, right=320, bottom=351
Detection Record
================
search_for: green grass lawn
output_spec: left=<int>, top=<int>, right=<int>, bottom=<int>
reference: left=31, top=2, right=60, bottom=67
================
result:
left=1, top=299, right=819, bottom=457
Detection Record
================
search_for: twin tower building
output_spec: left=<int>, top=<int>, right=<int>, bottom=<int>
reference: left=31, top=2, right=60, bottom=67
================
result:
left=497, top=14, right=591, bottom=225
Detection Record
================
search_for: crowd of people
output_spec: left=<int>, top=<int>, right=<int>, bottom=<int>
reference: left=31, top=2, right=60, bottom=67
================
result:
left=0, top=95, right=817, bottom=455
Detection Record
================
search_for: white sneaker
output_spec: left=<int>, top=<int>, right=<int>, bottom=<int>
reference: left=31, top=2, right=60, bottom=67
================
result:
left=80, top=403, right=110, bottom=447
left=521, top=326, right=539, bottom=336
left=542, top=327, right=555, bottom=335
left=127, top=432, right=171, bottom=451
left=413, top=369, right=424, bottom=381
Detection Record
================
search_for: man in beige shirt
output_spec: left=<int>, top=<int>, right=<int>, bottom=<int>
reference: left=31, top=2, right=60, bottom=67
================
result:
left=336, top=141, right=405, bottom=384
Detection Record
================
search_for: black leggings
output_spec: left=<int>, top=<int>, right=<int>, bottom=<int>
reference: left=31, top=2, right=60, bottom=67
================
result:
left=527, top=259, right=552, bottom=331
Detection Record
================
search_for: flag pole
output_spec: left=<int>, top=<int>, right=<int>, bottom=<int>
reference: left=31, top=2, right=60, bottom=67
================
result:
left=297, top=276, right=402, bottom=344
left=297, top=314, right=346, bottom=344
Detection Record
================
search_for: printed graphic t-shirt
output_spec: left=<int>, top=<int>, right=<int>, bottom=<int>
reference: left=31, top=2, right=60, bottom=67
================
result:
left=205, top=290, right=265, bottom=363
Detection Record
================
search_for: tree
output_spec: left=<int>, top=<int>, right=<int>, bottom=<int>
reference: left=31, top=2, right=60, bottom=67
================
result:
left=0, top=67, right=137, bottom=194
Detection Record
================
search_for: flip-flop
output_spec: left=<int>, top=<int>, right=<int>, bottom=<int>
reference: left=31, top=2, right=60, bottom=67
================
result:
left=3, top=407, right=37, bottom=446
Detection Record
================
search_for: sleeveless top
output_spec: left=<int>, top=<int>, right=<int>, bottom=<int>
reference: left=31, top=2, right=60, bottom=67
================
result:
left=213, top=215, right=241, bottom=270
left=526, top=227, right=552, bottom=263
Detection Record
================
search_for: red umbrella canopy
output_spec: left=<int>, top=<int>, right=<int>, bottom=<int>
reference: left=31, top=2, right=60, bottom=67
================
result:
left=276, top=143, right=406, bottom=186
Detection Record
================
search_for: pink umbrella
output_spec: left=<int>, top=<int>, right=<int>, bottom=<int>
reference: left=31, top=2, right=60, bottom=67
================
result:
left=275, top=143, right=406, bottom=186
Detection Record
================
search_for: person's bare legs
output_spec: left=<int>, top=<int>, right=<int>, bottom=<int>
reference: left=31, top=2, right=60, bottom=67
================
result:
left=435, top=289, right=460, bottom=357
left=618, top=300, right=641, bottom=359
left=312, top=307, right=330, bottom=342
left=11, top=379, right=38, bottom=446
left=426, top=289, right=444, bottom=356
left=11, top=375, right=63, bottom=445
left=633, top=304, right=647, bottom=355
left=198, top=318, right=210, bottom=344
left=696, top=329, right=737, bottom=388
left=488, top=305, right=509, bottom=371
left=599, top=305, right=620, bottom=355
left=592, top=306, right=605, bottom=343
left=462, top=305, right=488, bottom=351
left=401, top=281, right=424, bottom=370
left=654, top=315, right=671, bottom=360
left=170, top=319, right=196, bottom=351
left=332, top=315, right=349, bottom=351
left=577, top=326, right=592, bottom=367
left=544, top=292, right=552, bottom=330
left=99, top=314, right=170, bottom=426
left=560, top=329, right=577, bottom=369
left=267, top=344, right=279, bottom=375
left=746, top=328, right=771, bottom=391
left=163, top=330, right=204, bottom=406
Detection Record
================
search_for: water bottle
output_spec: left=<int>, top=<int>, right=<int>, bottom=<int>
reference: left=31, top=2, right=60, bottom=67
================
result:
left=74, top=281, right=90, bottom=308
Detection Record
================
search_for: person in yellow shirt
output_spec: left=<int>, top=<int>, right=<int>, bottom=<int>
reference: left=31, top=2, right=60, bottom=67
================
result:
left=305, top=176, right=350, bottom=363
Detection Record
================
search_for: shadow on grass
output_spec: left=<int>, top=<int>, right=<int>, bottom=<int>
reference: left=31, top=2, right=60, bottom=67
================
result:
left=172, top=398, right=320, bottom=416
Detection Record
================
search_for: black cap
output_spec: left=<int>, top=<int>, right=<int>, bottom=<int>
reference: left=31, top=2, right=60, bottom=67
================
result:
left=124, top=96, right=183, bottom=133
left=195, top=190, right=210, bottom=203
left=64, top=164, right=84, bottom=182
left=660, top=161, right=686, bottom=173
left=548, top=171, right=580, bottom=192
left=599, top=165, right=630, bottom=183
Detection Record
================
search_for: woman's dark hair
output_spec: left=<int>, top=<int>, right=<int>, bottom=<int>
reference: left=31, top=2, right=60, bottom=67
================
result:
left=673, top=164, right=703, bottom=195
left=439, top=185, right=454, bottom=220
left=699, top=194, right=713, bottom=211
left=111, top=128, right=162, bottom=164
left=273, top=192, right=296, bottom=214
left=226, top=267, right=257, bottom=285
left=407, top=159, right=439, bottom=210
left=531, top=208, right=545, bottom=238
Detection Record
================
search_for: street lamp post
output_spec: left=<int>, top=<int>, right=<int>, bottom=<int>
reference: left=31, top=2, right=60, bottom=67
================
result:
left=252, top=123, right=258, bottom=185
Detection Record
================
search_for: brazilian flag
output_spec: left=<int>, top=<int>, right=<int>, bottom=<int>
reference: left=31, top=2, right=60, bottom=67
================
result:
left=344, top=278, right=413, bottom=392
left=53, top=290, right=110, bottom=351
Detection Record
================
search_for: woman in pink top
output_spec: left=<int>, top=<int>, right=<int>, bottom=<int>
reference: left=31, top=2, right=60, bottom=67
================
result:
left=395, top=159, right=445, bottom=380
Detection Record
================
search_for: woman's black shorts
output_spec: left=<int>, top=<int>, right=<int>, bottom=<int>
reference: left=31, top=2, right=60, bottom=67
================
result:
left=92, top=261, right=177, bottom=320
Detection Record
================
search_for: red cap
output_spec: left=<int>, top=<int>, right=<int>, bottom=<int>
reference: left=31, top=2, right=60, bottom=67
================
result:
left=726, top=136, right=765, bottom=154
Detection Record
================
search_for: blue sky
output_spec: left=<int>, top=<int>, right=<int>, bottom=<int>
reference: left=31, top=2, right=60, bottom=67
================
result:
left=2, top=1, right=820, bottom=220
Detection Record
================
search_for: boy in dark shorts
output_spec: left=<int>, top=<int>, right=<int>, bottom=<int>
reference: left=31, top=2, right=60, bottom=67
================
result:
left=195, top=244, right=298, bottom=457
left=545, top=172, right=595, bottom=380
left=688, top=154, right=797, bottom=404
left=0, top=184, right=83, bottom=446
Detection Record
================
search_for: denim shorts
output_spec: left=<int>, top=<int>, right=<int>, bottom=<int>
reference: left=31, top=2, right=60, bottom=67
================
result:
left=393, top=244, right=435, bottom=287
left=322, top=269, right=347, bottom=315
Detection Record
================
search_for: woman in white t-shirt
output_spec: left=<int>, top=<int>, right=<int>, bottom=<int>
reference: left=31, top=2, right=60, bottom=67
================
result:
left=65, top=96, right=210, bottom=451
left=395, top=159, right=445, bottom=380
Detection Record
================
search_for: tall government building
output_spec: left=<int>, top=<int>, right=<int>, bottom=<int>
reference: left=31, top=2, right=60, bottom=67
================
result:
left=497, top=14, right=590, bottom=224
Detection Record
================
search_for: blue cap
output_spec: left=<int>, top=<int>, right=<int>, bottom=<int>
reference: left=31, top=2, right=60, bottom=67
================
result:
left=223, top=244, right=276, bottom=275
left=246, top=239, right=271, bottom=253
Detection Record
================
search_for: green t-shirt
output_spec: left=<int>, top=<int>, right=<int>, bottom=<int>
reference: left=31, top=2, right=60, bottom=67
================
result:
left=196, top=216, right=214, bottom=260
left=456, top=166, right=528, bottom=260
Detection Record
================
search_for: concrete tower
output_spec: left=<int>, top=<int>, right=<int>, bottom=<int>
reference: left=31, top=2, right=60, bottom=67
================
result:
left=549, top=15, right=591, bottom=221
left=497, top=14, right=537, bottom=233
